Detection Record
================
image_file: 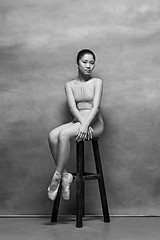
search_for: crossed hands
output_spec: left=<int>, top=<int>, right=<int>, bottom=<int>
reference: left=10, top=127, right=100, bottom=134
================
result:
left=76, top=124, right=94, bottom=142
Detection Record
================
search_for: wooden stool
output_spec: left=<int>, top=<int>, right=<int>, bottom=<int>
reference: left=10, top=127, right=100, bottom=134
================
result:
left=51, top=138, right=110, bottom=228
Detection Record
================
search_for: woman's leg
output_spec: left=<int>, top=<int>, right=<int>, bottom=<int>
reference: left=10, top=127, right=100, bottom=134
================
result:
left=48, top=122, right=74, bottom=165
left=56, top=122, right=81, bottom=173
left=48, top=122, right=80, bottom=200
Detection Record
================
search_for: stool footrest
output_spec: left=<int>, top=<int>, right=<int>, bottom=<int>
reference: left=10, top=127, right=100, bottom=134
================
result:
left=83, top=174, right=101, bottom=181
left=72, top=172, right=101, bottom=181
left=83, top=172, right=101, bottom=181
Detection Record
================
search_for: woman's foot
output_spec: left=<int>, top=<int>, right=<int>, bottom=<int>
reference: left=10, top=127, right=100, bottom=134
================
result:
left=48, top=171, right=61, bottom=201
left=62, top=172, right=73, bottom=200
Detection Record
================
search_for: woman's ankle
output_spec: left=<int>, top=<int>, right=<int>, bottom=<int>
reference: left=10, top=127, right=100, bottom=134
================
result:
left=63, top=169, right=68, bottom=174
left=54, top=170, right=62, bottom=178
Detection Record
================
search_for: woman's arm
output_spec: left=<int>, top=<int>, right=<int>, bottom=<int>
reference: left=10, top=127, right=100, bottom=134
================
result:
left=76, top=78, right=103, bottom=141
left=82, top=78, right=103, bottom=128
left=65, top=81, right=85, bottom=124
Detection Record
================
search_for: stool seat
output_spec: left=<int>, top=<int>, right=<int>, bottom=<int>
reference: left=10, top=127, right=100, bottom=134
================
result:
left=51, top=138, right=110, bottom=228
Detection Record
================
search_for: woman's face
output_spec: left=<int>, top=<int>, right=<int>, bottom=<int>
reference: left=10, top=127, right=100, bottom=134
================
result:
left=77, top=53, right=95, bottom=75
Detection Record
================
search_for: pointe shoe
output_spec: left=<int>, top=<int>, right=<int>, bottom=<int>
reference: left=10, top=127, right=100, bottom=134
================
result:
left=62, top=173, right=73, bottom=200
left=48, top=172, right=61, bottom=201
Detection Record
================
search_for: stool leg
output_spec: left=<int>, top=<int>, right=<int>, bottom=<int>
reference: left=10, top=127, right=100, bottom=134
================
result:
left=51, top=183, right=62, bottom=222
left=76, top=141, right=84, bottom=228
left=92, top=140, right=110, bottom=222
left=82, top=154, right=85, bottom=218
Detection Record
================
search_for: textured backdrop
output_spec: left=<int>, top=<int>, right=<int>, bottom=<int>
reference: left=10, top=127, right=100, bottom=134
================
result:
left=0, top=0, right=160, bottom=215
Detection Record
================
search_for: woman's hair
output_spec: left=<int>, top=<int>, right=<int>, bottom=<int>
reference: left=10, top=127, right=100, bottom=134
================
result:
left=76, top=49, right=96, bottom=64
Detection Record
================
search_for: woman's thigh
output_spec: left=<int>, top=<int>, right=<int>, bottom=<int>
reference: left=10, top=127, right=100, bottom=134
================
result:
left=49, top=122, right=76, bottom=140
left=59, top=122, right=81, bottom=141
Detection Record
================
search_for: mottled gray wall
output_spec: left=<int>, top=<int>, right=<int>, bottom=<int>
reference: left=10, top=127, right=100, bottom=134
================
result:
left=1, top=0, right=160, bottom=215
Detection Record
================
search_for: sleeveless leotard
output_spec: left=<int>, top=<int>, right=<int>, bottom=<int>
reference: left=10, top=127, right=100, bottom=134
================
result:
left=70, top=80, right=94, bottom=110
left=70, top=79, right=103, bottom=124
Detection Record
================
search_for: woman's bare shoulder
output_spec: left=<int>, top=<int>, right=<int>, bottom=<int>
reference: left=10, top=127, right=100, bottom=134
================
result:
left=66, top=79, right=77, bottom=84
left=92, top=78, right=103, bottom=86
left=93, top=77, right=102, bottom=83
left=65, top=79, right=76, bottom=87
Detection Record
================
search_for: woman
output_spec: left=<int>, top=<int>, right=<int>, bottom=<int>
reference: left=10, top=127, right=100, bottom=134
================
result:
left=48, top=49, right=104, bottom=201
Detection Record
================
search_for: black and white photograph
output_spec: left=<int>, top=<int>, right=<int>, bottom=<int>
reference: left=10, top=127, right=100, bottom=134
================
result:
left=0, top=0, right=160, bottom=239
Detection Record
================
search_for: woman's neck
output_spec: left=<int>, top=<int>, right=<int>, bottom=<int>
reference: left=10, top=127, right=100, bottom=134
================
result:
left=78, top=71, right=91, bottom=82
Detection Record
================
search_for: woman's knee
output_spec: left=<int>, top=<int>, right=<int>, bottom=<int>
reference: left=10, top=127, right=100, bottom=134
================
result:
left=48, top=129, right=58, bottom=145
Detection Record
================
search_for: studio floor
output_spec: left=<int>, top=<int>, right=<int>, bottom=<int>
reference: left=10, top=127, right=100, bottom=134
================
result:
left=0, top=216, right=160, bottom=240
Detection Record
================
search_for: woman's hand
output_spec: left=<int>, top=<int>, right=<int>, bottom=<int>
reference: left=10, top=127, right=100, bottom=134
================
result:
left=87, top=126, right=94, bottom=140
left=76, top=125, right=94, bottom=142
left=76, top=124, right=88, bottom=142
